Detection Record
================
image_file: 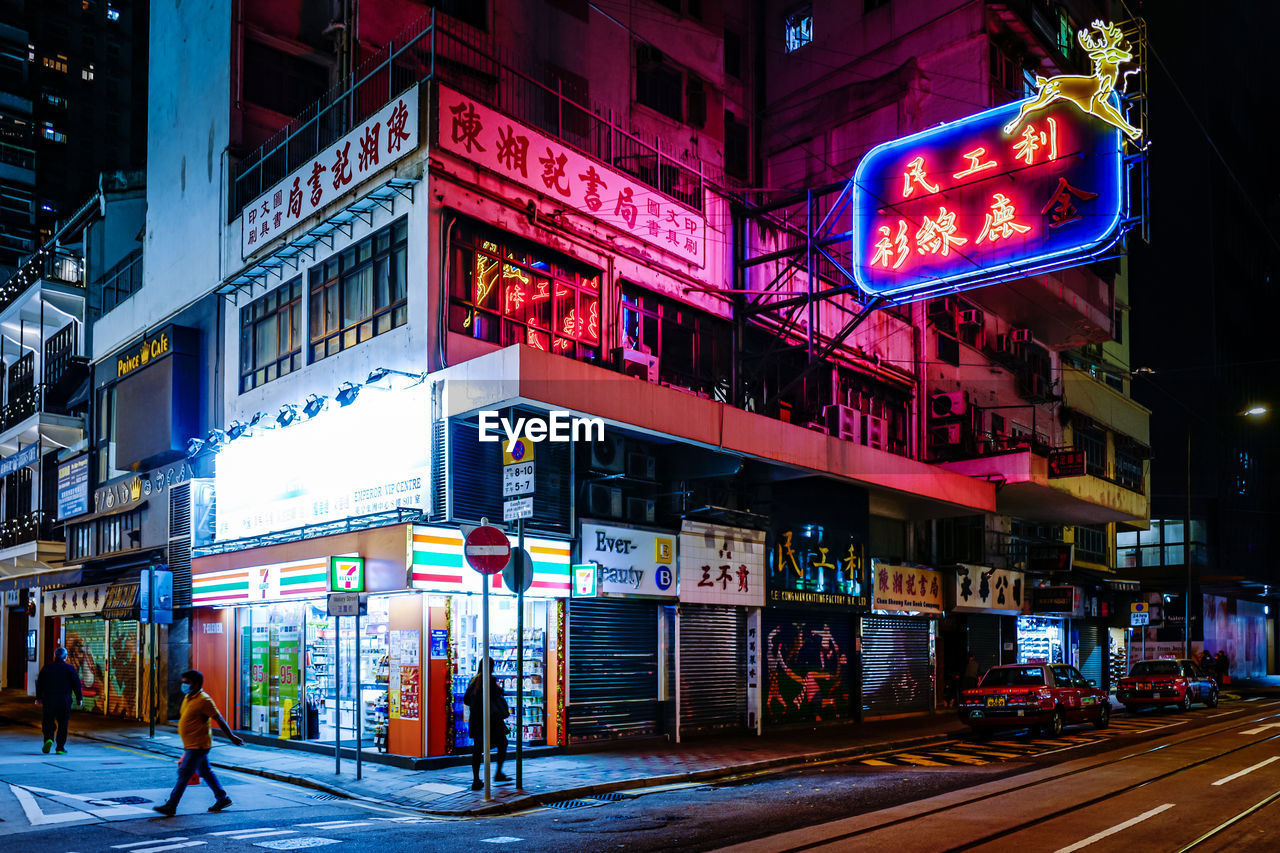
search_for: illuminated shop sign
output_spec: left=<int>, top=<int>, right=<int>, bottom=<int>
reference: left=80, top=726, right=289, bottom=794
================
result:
left=852, top=21, right=1140, bottom=299
left=409, top=525, right=571, bottom=597
left=872, top=563, right=943, bottom=615
left=214, top=384, right=429, bottom=540
left=437, top=85, right=707, bottom=268
left=579, top=521, right=677, bottom=598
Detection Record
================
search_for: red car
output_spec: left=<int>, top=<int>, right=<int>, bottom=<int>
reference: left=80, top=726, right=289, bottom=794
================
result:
left=959, top=662, right=1111, bottom=737
left=1116, top=659, right=1219, bottom=712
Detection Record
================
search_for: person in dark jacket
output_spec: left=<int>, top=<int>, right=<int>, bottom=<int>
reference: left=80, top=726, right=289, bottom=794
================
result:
left=1215, top=651, right=1230, bottom=685
left=35, top=647, right=83, bottom=755
left=463, top=657, right=510, bottom=791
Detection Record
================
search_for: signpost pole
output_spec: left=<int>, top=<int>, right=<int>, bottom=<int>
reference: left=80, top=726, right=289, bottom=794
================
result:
left=356, top=602, right=363, bottom=782
left=148, top=569, right=156, bottom=739
left=335, top=614, right=341, bottom=775
left=481, top=518, right=492, bottom=802
left=516, top=518, right=525, bottom=790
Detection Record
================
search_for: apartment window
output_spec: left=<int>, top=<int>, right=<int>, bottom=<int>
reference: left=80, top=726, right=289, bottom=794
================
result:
left=241, top=277, right=304, bottom=392
left=43, top=56, right=69, bottom=73
left=865, top=0, right=890, bottom=11
left=1113, top=308, right=1124, bottom=344
left=1075, top=525, right=1106, bottom=564
left=636, top=46, right=684, bottom=123
left=621, top=285, right=730, bottom=399
left=449, top=221, right=601, bottom=361
left=1115, top=442, right=1144, bottom=492
left=544, top=63, right=590, bottom=140
left=725, top=111, right=749, bottom=180
left=243, top=40, right=328, bottom=118
left=107, top=4, right=121, bottom=21
left=1074, top=425, right=1106, bottom=478
left=725, top=28, right=742, bottom=79
left=81, top=66, right=94, bottom=81
left=784, top=6, right=813, bottom=53
left=100, top=509, right=142, bottom=555
left=937, top=332, right=960, bottom=367
left=309, top=217, right=409, bottom=361
left=42, top=125, right=67, bottom=143
left=68, top=523, right=93, bottom=560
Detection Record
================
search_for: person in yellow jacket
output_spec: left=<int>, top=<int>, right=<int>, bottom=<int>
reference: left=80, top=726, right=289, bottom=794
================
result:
left=153, top=670, right=244, bottom=816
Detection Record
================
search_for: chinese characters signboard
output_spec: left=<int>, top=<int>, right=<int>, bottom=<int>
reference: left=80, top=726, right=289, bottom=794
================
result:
left=437, top=85, right=706, bottom=268
left=766, top=524, right=868, bottom=609
left=678, top=521, right=765, bottom=607
left=951, top=564, right=1025, bottom=615
left=1048, top=449, right=1088, bottom=478
left=240, top=87, right=420, bottom=258
left=579, top=521, right=677, bottom=598
left=1031, top=585, right=1083, bottom=616
left=871, top=563, right=944, bottom=615
left=852, top=96, right=1125, bottom=299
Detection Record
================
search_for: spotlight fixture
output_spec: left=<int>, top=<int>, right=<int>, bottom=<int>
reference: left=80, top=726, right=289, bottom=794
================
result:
left=205, top=428, right=227, bottom=450
left=365, top=366, right=426, bottom=389
left=335, top=381, right=361, bottom=407
left=303, top=394, right=329, bottom=419
left=226, top=420, right=249, bottom=441
left=186, top=437, right=206, bottom=457
left=276, top=404, right=299, bottom=427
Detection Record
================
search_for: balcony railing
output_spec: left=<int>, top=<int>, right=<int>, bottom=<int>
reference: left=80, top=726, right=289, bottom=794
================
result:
left=94, top=247, right=143, bottom=315
left=230, top=9, right=704, bottom=220
left=0, top=511, right=56, bottom=549
left=0, top=247, right=85, bottom=316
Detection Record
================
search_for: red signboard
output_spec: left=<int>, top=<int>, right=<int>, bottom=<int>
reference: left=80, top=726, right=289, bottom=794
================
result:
left=1048, top=449, right=1088, bottom=478
left=464, top=525, right=511, bottom=575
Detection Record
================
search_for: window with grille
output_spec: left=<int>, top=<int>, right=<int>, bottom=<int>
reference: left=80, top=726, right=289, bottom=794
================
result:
left=621, top=284, right=730, bottom=399
left=240, top=277, right=302, bottom=392
left=308, top=217, right=408, bottom=362
left=449, top=220, right=601, bottom=360
left=784, top=6, right=813, bottom=53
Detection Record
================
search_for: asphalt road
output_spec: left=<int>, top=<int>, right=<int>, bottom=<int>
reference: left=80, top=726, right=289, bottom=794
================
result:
left=1, top=698, right=1276, bottom=853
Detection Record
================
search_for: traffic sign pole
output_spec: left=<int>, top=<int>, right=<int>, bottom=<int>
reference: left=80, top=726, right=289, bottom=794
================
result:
left=481, top=518, right=492, bottom=801
left=516, top=516, right=525, bottom=790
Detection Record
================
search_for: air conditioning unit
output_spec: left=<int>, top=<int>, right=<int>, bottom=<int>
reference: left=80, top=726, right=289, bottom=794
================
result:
left=930, top=422, right=965, bottom=446
left=1011, top=328, right=1033, bottom=343
left=959, top=309, right=983, bottom=327
left=863, top=414, right=886, bottom=450
left=588, top=483, right=623, bottom=518
left=929, top=390, right=969, bottom=419
left=926, top=297, right=955, bottom=319
left=626, top=497, right=656, bottom=524
left=170, top=479, right=215, bottom=547
left=823, top=404, right=861, bottom=441
left=626, top=452, right=656, bottom=480
left=589, top=436, right=625, bottom=473
left=614, top=347, right=659, bottom=383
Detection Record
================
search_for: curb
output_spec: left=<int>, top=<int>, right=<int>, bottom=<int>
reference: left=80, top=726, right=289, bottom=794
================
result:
left=4, top=706, right=960, bottom=817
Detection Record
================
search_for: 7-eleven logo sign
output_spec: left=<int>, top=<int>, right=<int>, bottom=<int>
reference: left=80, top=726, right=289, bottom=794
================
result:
left=329, top=556, right=365, bottom=592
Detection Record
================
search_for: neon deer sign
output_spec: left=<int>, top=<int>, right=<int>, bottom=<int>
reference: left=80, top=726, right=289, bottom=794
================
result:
left=1003, top=20, right=1142, bottom=142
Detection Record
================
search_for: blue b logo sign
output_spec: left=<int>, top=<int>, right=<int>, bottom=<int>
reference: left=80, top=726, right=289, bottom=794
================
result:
left=655, top=567, right=673, bottom=591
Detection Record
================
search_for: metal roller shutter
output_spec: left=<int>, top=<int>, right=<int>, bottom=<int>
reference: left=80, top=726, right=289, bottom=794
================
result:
left=107, top=620, right=141, bottom=719
left=762, top=611, right=855, bottom=725
left=64, top=618, right=107, bottom=714
left=967, top=615, right=1002, bottom=675
left=862, top=616, right=932, bottom=716
left=568, top=599, right=659, bottom=742
left=1077, top=622, right=1104, bottom=689
left=678, top=605, right=746, bottom=735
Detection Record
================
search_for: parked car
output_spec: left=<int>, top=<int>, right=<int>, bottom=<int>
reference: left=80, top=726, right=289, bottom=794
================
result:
left=959, top=662, right=1110, bottom=737
left=1116, top=658, right=1218, bottom=712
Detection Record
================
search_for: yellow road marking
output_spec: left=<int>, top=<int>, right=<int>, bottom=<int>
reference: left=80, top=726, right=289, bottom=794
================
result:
left=961, top=748, right=1025, bottom=759
left=926, top=752, right=989, bottom=765
left=860, top=759, right=895, bottom=766
left=894, top=754, right=948, bottom=767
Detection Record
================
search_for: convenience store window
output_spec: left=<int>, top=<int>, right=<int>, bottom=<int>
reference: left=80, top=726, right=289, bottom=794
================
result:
left=452, top=595, right=549, bottom=748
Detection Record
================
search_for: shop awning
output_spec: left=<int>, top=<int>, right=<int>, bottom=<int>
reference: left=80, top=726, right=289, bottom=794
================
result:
left=0, top=558, right=83, bottom=592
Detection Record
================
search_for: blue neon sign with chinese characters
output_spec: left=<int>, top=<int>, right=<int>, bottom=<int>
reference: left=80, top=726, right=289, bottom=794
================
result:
left=852, top=95, right=1127, bottom=300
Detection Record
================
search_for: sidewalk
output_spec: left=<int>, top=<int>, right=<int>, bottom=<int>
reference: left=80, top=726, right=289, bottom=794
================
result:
left=0, top=691, right=964, bottom=816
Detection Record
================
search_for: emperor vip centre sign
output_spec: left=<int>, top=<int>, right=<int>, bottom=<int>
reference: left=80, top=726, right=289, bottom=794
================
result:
left=852, top=21, right=1140, bottom=299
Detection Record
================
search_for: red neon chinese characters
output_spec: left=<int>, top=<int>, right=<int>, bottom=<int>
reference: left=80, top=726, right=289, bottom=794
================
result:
left=916, top=207, right=967, bottom=256
left=1041, top=177, right=1098, bottom=228
left=902, top=156, right=940, bottom=198
left=1013, top=118, right=1058, bottom=166
left=871, top=220, right=910, bottom=270
left=953, top=147, right=998, bottom=179
left=976, top=193, right=1031, bottom=244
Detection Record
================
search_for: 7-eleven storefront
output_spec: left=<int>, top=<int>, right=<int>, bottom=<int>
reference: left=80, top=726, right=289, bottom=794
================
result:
left=408, top=526, right=572, bottom=753
left=191, top=523, right=570, bottom=759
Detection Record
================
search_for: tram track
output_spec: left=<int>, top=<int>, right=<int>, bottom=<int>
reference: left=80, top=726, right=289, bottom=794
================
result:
left=753, top=701, right=1280, bottom=853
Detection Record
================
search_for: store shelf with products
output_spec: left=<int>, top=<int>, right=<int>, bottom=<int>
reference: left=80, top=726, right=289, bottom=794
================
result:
left=1016, top=616, right=1064, bottom=665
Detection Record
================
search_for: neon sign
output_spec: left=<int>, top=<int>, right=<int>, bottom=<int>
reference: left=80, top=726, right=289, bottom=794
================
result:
left=852, top=94, right=1125, bottom=299
left=852, top=19, right=1143, bottom=300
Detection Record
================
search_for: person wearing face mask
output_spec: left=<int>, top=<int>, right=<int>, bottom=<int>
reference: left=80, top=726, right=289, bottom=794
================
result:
left=153, top=670, right=244, bottom=816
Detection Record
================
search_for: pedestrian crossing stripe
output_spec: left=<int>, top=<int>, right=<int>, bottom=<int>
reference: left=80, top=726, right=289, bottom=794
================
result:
left=925, top=751, right=989, bottom=765
left=860, top=759, right=895, bottom=766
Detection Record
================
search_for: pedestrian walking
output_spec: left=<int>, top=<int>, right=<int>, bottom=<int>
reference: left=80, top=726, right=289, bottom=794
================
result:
left=1214, top=650, right=1230, bottom=686
left=153, top=670, right=244, bottom=816
left=35, top=647, right=82, bottom=755
left=463, top=657, right=510, bottom=791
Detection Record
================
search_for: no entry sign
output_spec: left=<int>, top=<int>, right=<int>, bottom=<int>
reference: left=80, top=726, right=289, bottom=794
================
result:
left=464, top=525, right=512, bottom=575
